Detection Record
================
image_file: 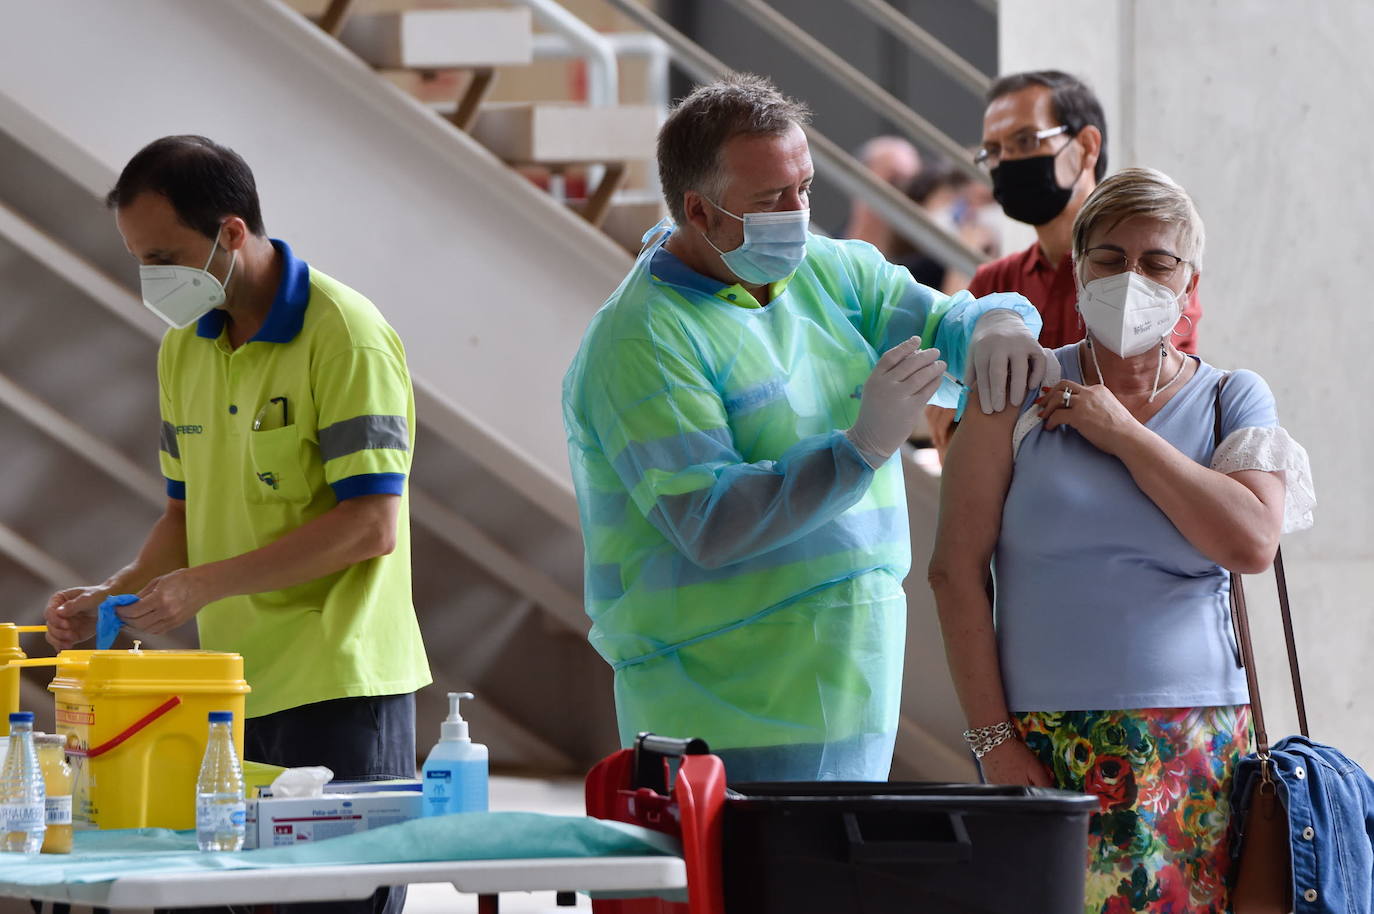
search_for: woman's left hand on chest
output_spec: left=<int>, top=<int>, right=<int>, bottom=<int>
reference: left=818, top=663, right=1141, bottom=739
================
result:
left=1037, top=380, right=1141, bottom=456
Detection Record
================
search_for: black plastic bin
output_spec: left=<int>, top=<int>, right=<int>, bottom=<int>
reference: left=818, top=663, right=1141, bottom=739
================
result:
left=722, top=782, right=1098, bottom=914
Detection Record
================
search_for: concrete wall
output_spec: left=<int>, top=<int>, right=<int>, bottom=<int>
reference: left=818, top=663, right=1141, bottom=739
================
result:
left=1000, top=2, right=1374, bottom=763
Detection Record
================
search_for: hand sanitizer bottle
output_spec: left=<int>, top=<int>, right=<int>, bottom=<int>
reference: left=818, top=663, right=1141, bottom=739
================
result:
left=421, top=692, right=488, bottom=816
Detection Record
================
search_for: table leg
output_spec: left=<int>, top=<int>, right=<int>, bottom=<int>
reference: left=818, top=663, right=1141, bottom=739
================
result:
left=477, top=894, right=499, bottom=914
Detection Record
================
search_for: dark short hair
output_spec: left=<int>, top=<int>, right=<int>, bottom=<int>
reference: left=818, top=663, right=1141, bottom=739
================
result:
left=657, top=74, right=811, bottom=226
left=105, top=135, right=265, bottom=238
left=987, top=70, right=1108, bottom=182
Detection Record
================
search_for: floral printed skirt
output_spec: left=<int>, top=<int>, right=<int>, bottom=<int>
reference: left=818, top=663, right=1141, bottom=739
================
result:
left=1013, top=706, right=1251, bottom=914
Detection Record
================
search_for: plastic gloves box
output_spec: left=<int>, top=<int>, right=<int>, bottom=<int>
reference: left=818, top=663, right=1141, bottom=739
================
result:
left=248, top=790, right=422, bottom=848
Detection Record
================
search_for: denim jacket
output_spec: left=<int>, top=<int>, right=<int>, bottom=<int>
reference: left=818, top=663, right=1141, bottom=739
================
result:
left=1231, top=736, right=1374, bottom=913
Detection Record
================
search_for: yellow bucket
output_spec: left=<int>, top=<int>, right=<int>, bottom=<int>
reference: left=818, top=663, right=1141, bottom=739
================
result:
left=0, top=624, right=47, bottom=736
left=10, top=648, right=250, bottom=830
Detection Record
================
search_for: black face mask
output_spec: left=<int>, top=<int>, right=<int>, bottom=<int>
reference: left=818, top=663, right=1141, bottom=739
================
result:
left=990, top=141, right=1078, bottom=227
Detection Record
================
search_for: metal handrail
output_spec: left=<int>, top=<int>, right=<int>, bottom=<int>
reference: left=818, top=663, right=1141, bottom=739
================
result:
left=597, top=0, right=988, bottom=275
left=843, top=0, right=992, bottom=97
left=509, top=0, right=621, bottom=192
left=532, top=30, right=670, bottom=197
left=719, top=0, right=986, bottom=186
left=531, top=31, right=670, bottom=117
left=508, top=0, right=618, bottom=108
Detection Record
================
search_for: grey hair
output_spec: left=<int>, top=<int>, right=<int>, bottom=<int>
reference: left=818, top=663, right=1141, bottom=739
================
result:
left=657, top=74, right=811, bottom=226
left=1072, top=167, right=1205, bottom=273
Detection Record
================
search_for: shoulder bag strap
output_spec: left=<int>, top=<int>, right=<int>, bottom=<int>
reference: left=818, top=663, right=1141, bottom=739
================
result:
left=1214, top=373, right=1310, bottom=749
left=1273, top=547, right=1310, bottom=737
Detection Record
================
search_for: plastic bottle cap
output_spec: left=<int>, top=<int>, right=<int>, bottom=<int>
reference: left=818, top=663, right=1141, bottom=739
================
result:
left=8, top=711, right=33, bottom=723
left=208, top=711, right=234, bottom=723
left=440, top=692, right=474, bottom=741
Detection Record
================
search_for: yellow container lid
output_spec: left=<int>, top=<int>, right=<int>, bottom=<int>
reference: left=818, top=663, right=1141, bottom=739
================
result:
left=48, top=649, right=250, bottom=696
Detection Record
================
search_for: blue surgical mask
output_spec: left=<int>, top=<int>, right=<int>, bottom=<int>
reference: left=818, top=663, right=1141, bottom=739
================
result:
left=701, top=198, right=809, bottom=285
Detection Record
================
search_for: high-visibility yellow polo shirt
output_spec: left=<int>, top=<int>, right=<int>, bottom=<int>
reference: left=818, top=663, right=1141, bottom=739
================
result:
left=157, top=239, right=431, bottom=718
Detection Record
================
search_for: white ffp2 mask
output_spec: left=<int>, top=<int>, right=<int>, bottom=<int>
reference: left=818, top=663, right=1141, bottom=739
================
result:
left=139, top=226, right=237, bottom=329
left=1076, top=271, right=1183, bottom=358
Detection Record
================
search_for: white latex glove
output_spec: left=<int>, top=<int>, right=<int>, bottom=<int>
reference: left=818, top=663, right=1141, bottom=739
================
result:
left=845, top=337, right=946, bottom=468
left=965, top=309, right=1049, bottom=414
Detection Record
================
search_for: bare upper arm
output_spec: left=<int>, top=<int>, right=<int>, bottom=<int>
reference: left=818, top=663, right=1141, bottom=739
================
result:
left=333, top=493, right=403, bottom=556
left=335, top=492, right=401, bottom=523
left=929, top=388, right=1022, bottom=579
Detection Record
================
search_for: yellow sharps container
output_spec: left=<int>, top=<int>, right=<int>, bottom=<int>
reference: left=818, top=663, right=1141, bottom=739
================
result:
left=11, top=648, right=250, bottom=830
left=0, top=624, right=47, bottom=736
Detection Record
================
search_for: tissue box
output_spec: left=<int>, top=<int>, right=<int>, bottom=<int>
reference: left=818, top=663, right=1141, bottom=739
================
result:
left=252, top=791, right=423, bottom=848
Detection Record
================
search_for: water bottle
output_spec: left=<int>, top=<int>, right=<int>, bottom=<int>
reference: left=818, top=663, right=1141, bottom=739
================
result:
left=195, top=710, right=245, bottom=852
left=0, top=712, right=45, bottom=854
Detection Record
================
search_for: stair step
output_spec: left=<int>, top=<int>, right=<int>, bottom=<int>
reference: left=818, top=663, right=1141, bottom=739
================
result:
left=339, top=8, right=533, bottom=69
left=571, top=196, right=667, bottom=253
left=470, top=102, right=657, bottom=164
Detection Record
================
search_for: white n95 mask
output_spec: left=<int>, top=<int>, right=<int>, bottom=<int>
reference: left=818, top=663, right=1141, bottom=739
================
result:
left=1076, top=271, right=1183, bottom=358
left=702, top=199, right=810, bottom=285
left=139, top=225, right=237, bottom=329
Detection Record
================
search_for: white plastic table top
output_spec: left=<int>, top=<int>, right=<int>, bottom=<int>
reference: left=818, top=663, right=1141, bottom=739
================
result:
left=4, top=855, right=688, bottom=910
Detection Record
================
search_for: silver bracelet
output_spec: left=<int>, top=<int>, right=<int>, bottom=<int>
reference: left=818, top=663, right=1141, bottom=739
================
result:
left=963, top=721, right=1017, bottom=759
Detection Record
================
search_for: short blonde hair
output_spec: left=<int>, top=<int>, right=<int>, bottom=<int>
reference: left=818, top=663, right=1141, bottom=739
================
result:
left=1072, top=167, right=1205, bottom=272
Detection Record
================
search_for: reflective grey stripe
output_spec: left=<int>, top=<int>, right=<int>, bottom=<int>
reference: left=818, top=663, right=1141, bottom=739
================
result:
left=160, top=421, right=180, bottom=459
left=319, top=415, right=409, bottom=461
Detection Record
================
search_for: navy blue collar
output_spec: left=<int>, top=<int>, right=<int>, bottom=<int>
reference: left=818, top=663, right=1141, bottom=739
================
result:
left=650, top=244, right=730, bottom=297
left=196, top=238, right=310, bottom=343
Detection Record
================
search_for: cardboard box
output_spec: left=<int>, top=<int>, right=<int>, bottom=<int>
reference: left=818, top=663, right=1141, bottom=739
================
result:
left=251, top=791, right=423, bottom=848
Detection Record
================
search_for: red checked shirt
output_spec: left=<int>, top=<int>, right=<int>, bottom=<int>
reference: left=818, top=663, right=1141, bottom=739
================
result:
left=967, top=242, right=1202, bottom=352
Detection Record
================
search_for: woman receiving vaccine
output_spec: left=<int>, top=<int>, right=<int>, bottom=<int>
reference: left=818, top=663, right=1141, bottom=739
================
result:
left=928, top=168, right=1315, bottom=913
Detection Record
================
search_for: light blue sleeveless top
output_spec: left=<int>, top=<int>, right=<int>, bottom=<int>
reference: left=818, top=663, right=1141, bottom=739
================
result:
left=995, top=345, right=1276, bottom=712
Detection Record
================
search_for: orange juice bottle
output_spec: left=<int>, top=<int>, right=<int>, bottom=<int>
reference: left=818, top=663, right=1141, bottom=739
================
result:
left=34, top=735, right=72, bottom=854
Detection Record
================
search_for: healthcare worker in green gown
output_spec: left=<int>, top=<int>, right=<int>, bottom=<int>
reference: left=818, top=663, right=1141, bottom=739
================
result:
left=563, top=75, right=1047, bottom=781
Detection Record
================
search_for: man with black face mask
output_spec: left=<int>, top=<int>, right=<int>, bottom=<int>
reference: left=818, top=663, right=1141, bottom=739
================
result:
left=924, top=70, right=1202, bottom=456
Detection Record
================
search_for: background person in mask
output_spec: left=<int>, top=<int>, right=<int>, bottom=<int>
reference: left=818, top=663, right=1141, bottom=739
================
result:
left=43, top=135, right=428, bottom=914
left=563, top=74, right=1047, bottom=783
left=928, top=168, right=1314, bottom=913
left=924, top=70, right=1203, bottom=458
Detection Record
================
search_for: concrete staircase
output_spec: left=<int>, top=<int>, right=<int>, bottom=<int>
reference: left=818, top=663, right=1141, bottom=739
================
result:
left=0, top=0, right=632, bottom=772
left=0, top=0, right=979, bottom=782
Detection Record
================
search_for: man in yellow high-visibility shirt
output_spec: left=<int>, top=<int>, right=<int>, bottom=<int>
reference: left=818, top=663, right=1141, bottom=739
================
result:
left=43, top=135, right=428, bottom=914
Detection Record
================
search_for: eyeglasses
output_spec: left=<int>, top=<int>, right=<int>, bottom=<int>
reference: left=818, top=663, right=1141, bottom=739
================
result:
left=974, top=125, right=1069, bottom=170
left=1083, top=247, right=1191, bottom=282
